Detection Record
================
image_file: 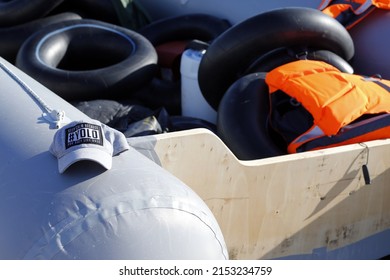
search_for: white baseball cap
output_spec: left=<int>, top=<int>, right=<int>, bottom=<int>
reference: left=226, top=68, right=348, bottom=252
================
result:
left=50, top=120, right=129, bottom=173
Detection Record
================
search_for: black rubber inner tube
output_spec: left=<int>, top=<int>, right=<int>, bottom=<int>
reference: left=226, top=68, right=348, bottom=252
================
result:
left=139, top=14, right=231, bottom=45
left=199, top=7, right=355, bottom=110
left=139, top=13, right=231, bottom=77
left=0, top=0, right=65, bottom=27
left=217, top=73, right=285, bottom=160
left=245, top=48, right=354, bottom=74
left=16, top=19, right=158, bottom=101
left=39, top=27, right=133, bottom=71
left=52, top=0, right=120, bottom=25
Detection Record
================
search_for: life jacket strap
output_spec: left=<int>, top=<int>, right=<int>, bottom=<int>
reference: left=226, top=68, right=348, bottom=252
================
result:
left=288, top=125, right=326, bottom=153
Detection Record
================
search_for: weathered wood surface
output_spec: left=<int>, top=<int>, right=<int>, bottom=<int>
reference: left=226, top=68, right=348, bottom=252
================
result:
left=129, top=129, right=390, bottom=259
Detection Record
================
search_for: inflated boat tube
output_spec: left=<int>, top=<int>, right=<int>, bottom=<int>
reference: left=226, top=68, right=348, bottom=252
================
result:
left=0, top=57, right=227, bottom=260
left=217, top=73, right=285, bottom=160
left=199, top=7, right=355, bottom=109
left=139, top=14, right=231, bottom=45
left=0, top=12, right=82, bottom=63
left=0, top=0, right=64, bottom=27
left=16, top=19, right=158, bottom=101
left=245, top=48, right=354, bottom=74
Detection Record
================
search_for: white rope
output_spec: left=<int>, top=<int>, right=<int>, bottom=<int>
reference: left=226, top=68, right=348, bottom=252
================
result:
left=0, top=60, right=66, bottom=129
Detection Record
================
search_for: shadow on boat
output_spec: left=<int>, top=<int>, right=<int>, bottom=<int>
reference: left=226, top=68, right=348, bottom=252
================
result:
left=261, top=167, right=390, bottom=260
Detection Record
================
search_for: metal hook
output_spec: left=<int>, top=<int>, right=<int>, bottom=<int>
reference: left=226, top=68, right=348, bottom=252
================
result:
left=359, top=143, right=371, bottom=185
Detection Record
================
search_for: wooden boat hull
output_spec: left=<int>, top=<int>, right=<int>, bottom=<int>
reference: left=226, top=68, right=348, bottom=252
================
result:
left=129, top=129, right=390, bottom=259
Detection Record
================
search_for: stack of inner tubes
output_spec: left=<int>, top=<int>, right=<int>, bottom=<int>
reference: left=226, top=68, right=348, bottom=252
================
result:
left=0, top=3, right=360, bottom=156
left=200, top=7, right=355, bottom=160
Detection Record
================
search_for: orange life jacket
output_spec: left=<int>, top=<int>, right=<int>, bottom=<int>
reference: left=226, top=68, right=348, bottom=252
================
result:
left=319, top=0, right=390, bottom=28
left=265, top=60, right=390, bottom=153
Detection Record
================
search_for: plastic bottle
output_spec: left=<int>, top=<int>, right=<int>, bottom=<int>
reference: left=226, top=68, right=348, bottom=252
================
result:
left=180, top=41, right=217, bottom=124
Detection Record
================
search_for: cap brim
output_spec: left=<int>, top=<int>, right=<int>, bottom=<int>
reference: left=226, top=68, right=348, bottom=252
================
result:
left=58, top=147, right=112, bottom=173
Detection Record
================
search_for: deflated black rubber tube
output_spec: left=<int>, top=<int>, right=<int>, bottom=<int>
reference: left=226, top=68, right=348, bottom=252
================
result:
left=16, top=19, right=158, bottom=101
left=217, top=73, right=285, bottom=160
left=199, top=7, right=355, bottom=110
left=0, top=0, right=65, bottom=27
left=139, top=13, right=231, bottom=45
